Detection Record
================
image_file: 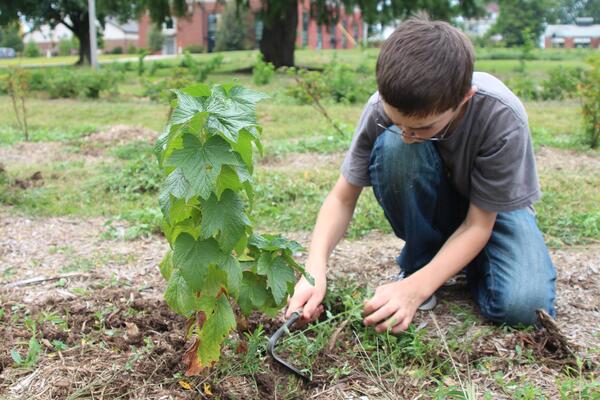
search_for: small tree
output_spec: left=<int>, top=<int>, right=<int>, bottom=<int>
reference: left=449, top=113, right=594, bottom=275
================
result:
left=0, top=22, right=24, bottom=53
left=215, top=1, right=251, bottom=52
left=3, top=68, right=30, bottom=141
left=149, top=26, right=165, bottom=53
left=580, top=56, right=600, bottom=149
left=23, top=41, right=40, bottom=58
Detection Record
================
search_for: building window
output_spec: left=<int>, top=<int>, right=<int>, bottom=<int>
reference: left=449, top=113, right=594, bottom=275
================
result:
left=165, top=18, right=174, bottom=30
left=207, top=13, right=218, bottom=52
left=255, top=20, right=263, bottom=43
left=329, top=24, right=336, bottom=49
left=302, top=11, right=309, bottom=47
left=353, top=21, right=359, bottom=43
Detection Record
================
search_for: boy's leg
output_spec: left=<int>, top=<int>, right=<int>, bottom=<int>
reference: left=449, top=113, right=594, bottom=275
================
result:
left=467, top=209, right=557, bottom=326
left=368, top=130, right=466, bottom=274
left=368, top=130, right=557, bottom=326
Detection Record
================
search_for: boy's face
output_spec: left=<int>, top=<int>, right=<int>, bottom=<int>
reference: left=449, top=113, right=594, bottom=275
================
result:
left=381, top=86, right=477, bottom=144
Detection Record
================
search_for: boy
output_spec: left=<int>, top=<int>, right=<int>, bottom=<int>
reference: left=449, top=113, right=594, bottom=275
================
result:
left=286, top=18, right=556, bottom=333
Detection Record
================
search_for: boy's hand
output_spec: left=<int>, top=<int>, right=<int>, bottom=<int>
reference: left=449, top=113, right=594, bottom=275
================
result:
left=286, top=270, right=326, bottom=325
left=362, top=278, right=428, bottom=334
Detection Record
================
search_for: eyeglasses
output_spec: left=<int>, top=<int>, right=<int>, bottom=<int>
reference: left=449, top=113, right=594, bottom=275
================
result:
left=375, top=105, right=459, bottom=142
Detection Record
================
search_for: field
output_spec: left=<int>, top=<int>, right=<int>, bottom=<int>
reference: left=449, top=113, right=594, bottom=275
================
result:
left=0, top=48, right=599, bottom=399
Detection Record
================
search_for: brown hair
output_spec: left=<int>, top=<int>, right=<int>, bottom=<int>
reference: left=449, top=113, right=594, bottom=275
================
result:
left=376, top=17, right=474, bottom=117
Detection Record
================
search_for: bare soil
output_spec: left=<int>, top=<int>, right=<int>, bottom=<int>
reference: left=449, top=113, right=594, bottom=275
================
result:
left=0, top=132, right=598, bottom=399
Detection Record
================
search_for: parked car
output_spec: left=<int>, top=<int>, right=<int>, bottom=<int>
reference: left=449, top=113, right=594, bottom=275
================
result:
left=0, top=48, right=16, bottom=58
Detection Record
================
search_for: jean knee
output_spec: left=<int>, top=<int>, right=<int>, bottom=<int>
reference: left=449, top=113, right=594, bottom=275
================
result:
left=481, top=286, right=555, bottom=326
left=369, top=131, right=441, bottom=185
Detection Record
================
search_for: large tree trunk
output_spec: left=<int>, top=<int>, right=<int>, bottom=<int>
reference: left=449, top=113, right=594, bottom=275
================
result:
left=259, top=0, right=297, bottom=68
left=70, top=12, right=91, bottom=66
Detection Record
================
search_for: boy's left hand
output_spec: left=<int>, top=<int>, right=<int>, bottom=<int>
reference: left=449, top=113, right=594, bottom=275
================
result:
left=362, top=278, right=428, bottom=334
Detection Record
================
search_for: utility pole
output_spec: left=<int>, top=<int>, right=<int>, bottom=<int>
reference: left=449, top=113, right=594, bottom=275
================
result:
left=88, top=0, right=99, bottom=69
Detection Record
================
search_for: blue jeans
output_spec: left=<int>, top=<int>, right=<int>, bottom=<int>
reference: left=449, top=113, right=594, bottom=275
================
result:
left=368, top=130, right=557, bottom=326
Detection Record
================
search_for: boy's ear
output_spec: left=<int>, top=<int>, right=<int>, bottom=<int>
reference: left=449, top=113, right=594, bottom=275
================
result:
left=464, top=85, right=477, bottom=102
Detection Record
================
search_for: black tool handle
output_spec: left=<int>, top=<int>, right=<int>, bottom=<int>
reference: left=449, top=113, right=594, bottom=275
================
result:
left=267, top=310, right=311, bottom=382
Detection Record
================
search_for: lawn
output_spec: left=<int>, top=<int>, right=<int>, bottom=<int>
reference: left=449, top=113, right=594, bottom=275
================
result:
left=0, top=48, right=598, bottom=399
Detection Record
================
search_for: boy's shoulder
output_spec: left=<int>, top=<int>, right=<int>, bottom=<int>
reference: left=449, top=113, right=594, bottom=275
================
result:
left=471, top=72, right=528, bottom=127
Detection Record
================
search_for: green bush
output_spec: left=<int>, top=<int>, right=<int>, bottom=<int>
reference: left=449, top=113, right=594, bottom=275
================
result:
left=141, top=68, right=194, bottom=103
left=541, top=67, right=584, bottom=100
left=184, top=44, right=205, bottom=54
left=579, top=55, right=600, bottom=149
left=252, top=54, right=275, bottom=85
left=507, top=74, right=540, bottom=101
left=79, top=70, right=120, bottom=98
left=58, top=38, right=73, bottom=56
left=324, top=60, right=373, bottom=103
left=127, top=44, right=138, bottom=54
left=46, top=69, right=120, bottom=99
left=285, top=59, right=374, bottom=104
left=23, top=41, right=40, bottom=58
left=47, top=71, right=80, bottom=98
left=148, top=27, right=164, bottom=53
left=110, top=46, right=123, bottom=54
left=25, top=70, right=48, bottom=92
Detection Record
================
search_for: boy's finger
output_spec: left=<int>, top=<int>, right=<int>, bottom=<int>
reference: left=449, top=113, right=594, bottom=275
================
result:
left=362, top=295, right=386, bottom=316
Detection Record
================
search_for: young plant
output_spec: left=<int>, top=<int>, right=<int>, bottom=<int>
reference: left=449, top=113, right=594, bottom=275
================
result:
left=3, top=68, right=30, bottom=141
left=579, top=55, right=600, bottom=149
left=156, top=82, right=311, bottom=375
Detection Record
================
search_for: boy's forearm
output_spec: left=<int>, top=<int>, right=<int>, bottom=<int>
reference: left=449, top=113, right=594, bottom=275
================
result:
left=306, top=193, right=357, bottom=274
left=410, top=216, right=494, bottom=298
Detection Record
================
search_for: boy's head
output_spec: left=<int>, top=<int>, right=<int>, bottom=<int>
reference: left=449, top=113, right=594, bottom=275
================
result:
left=376, top=17, right=475, bottom=119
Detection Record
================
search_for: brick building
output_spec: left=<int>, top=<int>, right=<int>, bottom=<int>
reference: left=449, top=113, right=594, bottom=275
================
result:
left=544, top=17, right=600, bottom=49
left=296, top=0, right=363, bottom=49
left=138, top=0, right=364, bottom=55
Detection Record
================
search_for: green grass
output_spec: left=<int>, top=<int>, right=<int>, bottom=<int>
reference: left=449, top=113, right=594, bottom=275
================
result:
left=0, top=53, right=138, bottom=67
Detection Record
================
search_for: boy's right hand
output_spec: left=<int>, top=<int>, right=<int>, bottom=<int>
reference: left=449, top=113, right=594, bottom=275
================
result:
left=285, top=270, right=326, bottom=324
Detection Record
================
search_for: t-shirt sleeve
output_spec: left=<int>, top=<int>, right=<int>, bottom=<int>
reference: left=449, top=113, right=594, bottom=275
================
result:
left=340, top=94, right=381, bottom=187
left=470, top=123, right=541, bottom=212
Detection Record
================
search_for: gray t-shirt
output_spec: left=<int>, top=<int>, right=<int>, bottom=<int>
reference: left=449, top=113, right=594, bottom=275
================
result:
left=341, top=72, right=540, bottom=212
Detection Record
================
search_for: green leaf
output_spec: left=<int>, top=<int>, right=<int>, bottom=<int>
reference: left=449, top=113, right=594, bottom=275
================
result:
left=203, top=265, right=228, bottom=297
left=182, top=83, right=211, bottom=97
left=165, top=269, right=197, bottom=316
left=231, top=129, right=255, bottom=172
left=263, top=255, right=296, bottom=305
left=163, top=169, right=192, bottom=201
left=220, top=255, right=242, bottom=298
left=171, top=90, right=204, bottom=125
left=166, top=133, right=244, bottom=200
left=159, top=191, right=195, bottom=224
left=173, top=233, right=226, bottom=292
left=197, top=295, right=236, bottom=365
left=159, top=249, right=173, bottom=280
left=227, top=85, right=270, bottom=113
left=239, top=272, right=270, bottom=313
left=249, top=234, right=304, bottom=254
left=200, top=190, right=250, bottom=253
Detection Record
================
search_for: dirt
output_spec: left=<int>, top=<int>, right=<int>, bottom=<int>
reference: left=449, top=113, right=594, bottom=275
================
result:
left=0, top=140, right=599, bottom=398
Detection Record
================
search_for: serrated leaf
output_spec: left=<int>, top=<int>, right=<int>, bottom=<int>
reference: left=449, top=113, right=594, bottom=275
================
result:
left=165, top=270, right=197, bottom=316
left=200, top=190, right=250, bottom=253
left=182, top=83, right=211, bottom=97
left=220, top=255, right=242, bottom=298
left=166, top=133, right=243, bottom=200
left=163, top=217, right=202, bottom=244
left=231, top=129, right=254, bottom=172
left=197, top=295, right=236, bottom=366
left=203, top=265, right=228, bottom=297
left=261, top=255, right=296, bottom=305
left=171, top=90, right=204, bottom=125
left=239, top=273, right=269, bottom=312
left=249, top=234, right=304, bottom=254
left=227, top=85, right=270, bottom=113
left=215, top=165, right=243, bottom=198
left=174, top=234, right=226, bottom=292
left=159, top=249, right=173, bottom=280
left=164, top=168, right=192, bottom=201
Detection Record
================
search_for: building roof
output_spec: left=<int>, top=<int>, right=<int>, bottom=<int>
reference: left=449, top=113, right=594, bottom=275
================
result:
left=106, top=17, right=139, bottom=34
left=545, top=23, right=600, bottom=38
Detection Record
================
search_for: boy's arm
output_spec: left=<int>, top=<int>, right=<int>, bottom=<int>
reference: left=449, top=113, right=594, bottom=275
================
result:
left=363, top=202, right=497, bottom=333
left=286, top=174, right=362, bottom=322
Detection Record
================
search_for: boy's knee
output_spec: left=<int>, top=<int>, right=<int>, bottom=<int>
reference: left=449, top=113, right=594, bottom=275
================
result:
left=370, top=131, right=441, bottom=179
left=480, top=288, right=555, bottom=327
